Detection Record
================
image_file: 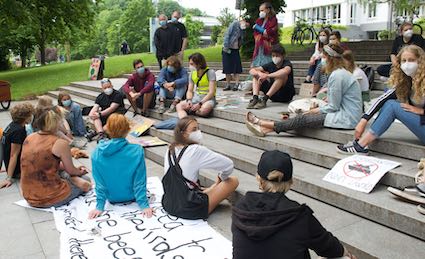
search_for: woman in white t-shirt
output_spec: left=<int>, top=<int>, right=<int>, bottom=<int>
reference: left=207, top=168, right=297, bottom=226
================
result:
left=163, top=116, right=239, bottom=218
left=343, top=50, right=370, bottom=103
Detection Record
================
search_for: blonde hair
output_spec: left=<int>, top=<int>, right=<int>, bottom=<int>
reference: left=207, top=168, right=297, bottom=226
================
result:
left=105, top=113, right=130, bottom=138
left=256, top=171, right=293, bottom=193
left=35, top=109, right=61, bottom=133
left=323, top=44, right=345, bottom=74
left=342, top=50, right=356, bottom=73
left=388, top=45, right=425, bottom=103
left=37, top=95, right=53, bottom=109
left=10, top=103, right=34, bottom=124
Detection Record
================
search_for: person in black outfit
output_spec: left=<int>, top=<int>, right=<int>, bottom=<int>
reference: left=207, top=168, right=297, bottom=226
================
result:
left=232, top=150, right=356, bottom=259
left=154, top=14, right=180, bottom=69
left=86, top=78, right=125, bottom=141
left=0, top=103, right=34, bottom=189
left=377, top=22, right=425, bottom=78
left=169, top=10, right=188, bottom=61
left=247, top=43, right=295, bottom=109
left=121, top=40, right=130, bottom=55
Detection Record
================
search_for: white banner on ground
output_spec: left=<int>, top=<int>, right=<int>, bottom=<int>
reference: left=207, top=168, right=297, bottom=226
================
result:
left=323, top=155, right=401, bottom=193
left=45, top=177, right=231, bottom=259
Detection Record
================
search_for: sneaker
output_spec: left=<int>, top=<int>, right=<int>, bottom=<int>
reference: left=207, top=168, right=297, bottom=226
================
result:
left=158, top=103, right=166, bottom=114
left=336, top=140, right=369, bottom=155
left=247, top=98, right=258, bottom=109
left=167, top=104, right=177, bottom=113
left=85, top=130, right=98, bottom=142
left=253, top=97, right=267, bottom=109
left=232, top=83, right=239, bottom=91
left=223, top=84, right=232, bottom=91
left=141, top=110, right=150, bottom=117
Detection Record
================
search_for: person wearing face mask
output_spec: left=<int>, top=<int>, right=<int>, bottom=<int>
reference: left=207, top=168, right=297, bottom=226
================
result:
left=169, top=10, right=188, bottom=62
left=305, top=29, right=330, bottom=83
left=222, top=17, right=249, bottom=91
left=57, top=91, right=86, bottom=137
left=377, top=22, right=425, bottom=79
left=338, top=45, right=425, bottom=155
left=87, top=78, right=125, bottom=141
left=252, top=2, right=279, bottom=67
left=329, top=31, right=349, bottom=51
left=0, top=103, right=34, bottom=189
left=246, top=44, right=362, bottom=137
left=121, top=59, right=156, bottom=117
left=247, top=44, right=295, bottom=109
left=176, top=53, right=217, bottom=118
left=157, top=56, right=188, bottom=114
left=162, top=116, right=239, bottom=219
left=154, top=14, right=181, bottom=69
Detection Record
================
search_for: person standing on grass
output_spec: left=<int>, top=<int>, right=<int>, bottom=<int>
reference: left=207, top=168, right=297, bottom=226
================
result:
left=222, top=17, right=249, bottom=91
left=20, top=108, right=92, bottom=208
left=176, top=53, right=217, bottom=118
left=86, top=78, right=126, bottom=142
left=247, top=44, right=295, bottom=109
left=0, top=103, right=34, bottom=189
left=154, top=14, right=181, bottom=69
left=157, top=55, right=188, bottom=114
left=169, top=10, right=188, bottom=62
left=121, top=59, right=156, bottom=117
left=89, top=114, right=153, bottom=219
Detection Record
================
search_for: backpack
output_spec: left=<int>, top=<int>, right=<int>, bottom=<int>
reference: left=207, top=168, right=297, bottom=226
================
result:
left=360, top=65, right=374, bottom=90
left=161, top=146, right=209, bottom=220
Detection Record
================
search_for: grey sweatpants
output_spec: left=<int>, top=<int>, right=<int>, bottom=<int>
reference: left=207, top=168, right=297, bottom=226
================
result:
left=274, top=113, right=327, bottom=133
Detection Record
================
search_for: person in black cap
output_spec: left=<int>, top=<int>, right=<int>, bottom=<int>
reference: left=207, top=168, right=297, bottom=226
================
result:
left=231, top=150, right=356, bottom=259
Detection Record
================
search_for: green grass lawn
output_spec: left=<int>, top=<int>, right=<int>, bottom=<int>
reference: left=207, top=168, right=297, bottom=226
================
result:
left=0, top=45, right=308, bottom=100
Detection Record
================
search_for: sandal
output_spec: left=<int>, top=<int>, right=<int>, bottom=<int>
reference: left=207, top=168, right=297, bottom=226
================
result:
left=246, top=112, right=260, bottom=125
left=387, top=185, right=425, bottom=204
left=245, top=120, right=266, bottom=137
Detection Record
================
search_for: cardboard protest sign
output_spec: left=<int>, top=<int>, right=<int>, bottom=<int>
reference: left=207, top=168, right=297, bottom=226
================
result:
left=88, top=58, right=101, bottom=80
left=323, top=155, right=401, bottom=193
left=129, top=118, right=154, bottom=137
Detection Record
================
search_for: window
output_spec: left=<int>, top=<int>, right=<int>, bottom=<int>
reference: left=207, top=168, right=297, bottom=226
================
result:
left=293, top=4, right=340, bottom=25
left=350, top=3, right=356, bottom=24
left=368, top=3, right=377, bottom=18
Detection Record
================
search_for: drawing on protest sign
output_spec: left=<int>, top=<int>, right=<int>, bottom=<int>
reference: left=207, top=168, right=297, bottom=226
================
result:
left=44, top=177, right=230, bottom=259
left=323, top=155, right=401, bottom=193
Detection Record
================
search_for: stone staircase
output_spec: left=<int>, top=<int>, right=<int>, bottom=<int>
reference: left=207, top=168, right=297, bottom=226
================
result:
left=44, top=70, right=425, bottom=258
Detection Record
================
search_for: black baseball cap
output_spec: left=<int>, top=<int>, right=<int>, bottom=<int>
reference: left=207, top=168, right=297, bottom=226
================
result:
left=257, top=150, right=293, bottom=182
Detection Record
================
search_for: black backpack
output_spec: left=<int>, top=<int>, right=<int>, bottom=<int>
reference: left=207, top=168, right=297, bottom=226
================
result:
left=161, top=146, right=209, bottom=220
left=360, top=65, right=374, bottom=90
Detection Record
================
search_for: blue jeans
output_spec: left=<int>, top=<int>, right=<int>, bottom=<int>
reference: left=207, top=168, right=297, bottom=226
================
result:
left=66, top=102, right=86, bottom=136
left=369, top=100, right=425, bottom=144
left=159, top=86, right=187, bottom=100
left=307, top=59, right=319, bottom=77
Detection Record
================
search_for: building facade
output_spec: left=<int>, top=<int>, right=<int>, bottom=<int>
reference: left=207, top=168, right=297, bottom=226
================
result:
left=281, top=0, right=425, bottom=39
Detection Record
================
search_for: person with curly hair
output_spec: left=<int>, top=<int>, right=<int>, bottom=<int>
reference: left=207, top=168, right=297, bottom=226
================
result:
left=338, top=45, right=425, bottom=154
left=0, top=103, right=34, bottom=188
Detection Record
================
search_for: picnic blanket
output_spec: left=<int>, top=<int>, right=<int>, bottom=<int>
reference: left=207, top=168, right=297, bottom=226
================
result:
left=15, top=177, right=232, bottom=259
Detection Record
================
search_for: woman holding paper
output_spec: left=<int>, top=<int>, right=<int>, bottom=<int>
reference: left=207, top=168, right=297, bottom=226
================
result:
left=88, top=114, right=153, bottom=218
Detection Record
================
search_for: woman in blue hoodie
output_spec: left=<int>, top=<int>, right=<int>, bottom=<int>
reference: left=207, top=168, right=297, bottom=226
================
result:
left=88, top=114, right=153, bottom=219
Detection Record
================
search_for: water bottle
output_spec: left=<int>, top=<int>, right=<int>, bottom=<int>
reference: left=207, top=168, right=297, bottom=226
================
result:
left=154, top=82, right=160, bottom=95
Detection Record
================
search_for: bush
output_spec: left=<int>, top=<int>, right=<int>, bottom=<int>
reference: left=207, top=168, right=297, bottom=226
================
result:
left=378, top=30, right=396, bottom=40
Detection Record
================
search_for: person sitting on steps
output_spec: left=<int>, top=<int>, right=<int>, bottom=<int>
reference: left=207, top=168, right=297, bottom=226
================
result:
left=232, top=150, right=356, bottom=259
left=245, top=44, right=362, bottom=137
left=338, top=45, right=425, bottom=155
left=247, top=43, right=295, bottom=110
left=176, top=53, right=217, bottom=118
left=157, top=55, right=188, bottom=114
left=162, top=116, right=239, bottom=219
left=57, top=91, right=87, bottom=137
left=20, top=108, right=92, bottom=208
left=88, top=114, right=153, bottom=219
left=86, top=78, right=126, bottom=142
left=121, top=59, right=156, bottom=117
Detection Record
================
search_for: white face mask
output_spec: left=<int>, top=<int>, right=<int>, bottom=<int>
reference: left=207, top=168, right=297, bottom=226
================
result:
left=400, top=61, right=418, bottom=77
left=104, top=88, right=113, bottom=95
left=319, top=36, right=327, bottom=43
left=259, top=11, right=267, bottom=19
left=188, top=130, right=203, bottom=143
left=189, top=65, right=197, bottom=72
left=329, top=39, right=337, bottom=45
left=403, top=29, right=413, bottom=39
left=240, top=23, right=247, bottom=30
left=272, top=57, right=282, bottom=65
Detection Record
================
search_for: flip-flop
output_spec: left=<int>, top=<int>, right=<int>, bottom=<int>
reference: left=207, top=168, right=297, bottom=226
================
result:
left=387, top=186, right=425, bottom=204
left=245, top=120, right=266, bottom=137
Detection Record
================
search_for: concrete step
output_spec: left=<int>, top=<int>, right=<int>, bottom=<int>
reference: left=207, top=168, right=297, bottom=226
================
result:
left=143, top=143, right=424, bottom=259
left=147, top=126, right=425, bottom=240
left=148, top=110, right=417, bottom=189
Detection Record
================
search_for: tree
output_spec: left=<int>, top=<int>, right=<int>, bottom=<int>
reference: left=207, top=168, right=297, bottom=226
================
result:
left=156, top=0, right=183, bottom=17
left=184, top=15, right=204, bottom=49
left=358, top=0, right=425, bottom=17
left=241, top=0, right=287, bottom=58
left=185, top=8, right=206, bottom=16
left=217, top=8, right=236, bottom=29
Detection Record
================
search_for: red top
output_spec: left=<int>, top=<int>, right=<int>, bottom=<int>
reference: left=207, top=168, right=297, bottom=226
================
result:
left=253, top=16, right=279, bottom=59
left=122, top=69, right=155, bottom=95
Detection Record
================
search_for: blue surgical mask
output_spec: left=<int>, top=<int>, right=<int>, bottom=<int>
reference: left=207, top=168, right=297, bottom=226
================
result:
left=171, top=17, right=178, bottom=22
left=136, top=67, right=145, bottom=75
left=159, top=20, right=167, bottom=27
left=62, top=100, right=72, bottom=107
left=167, top=66, right=176, bottom=73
